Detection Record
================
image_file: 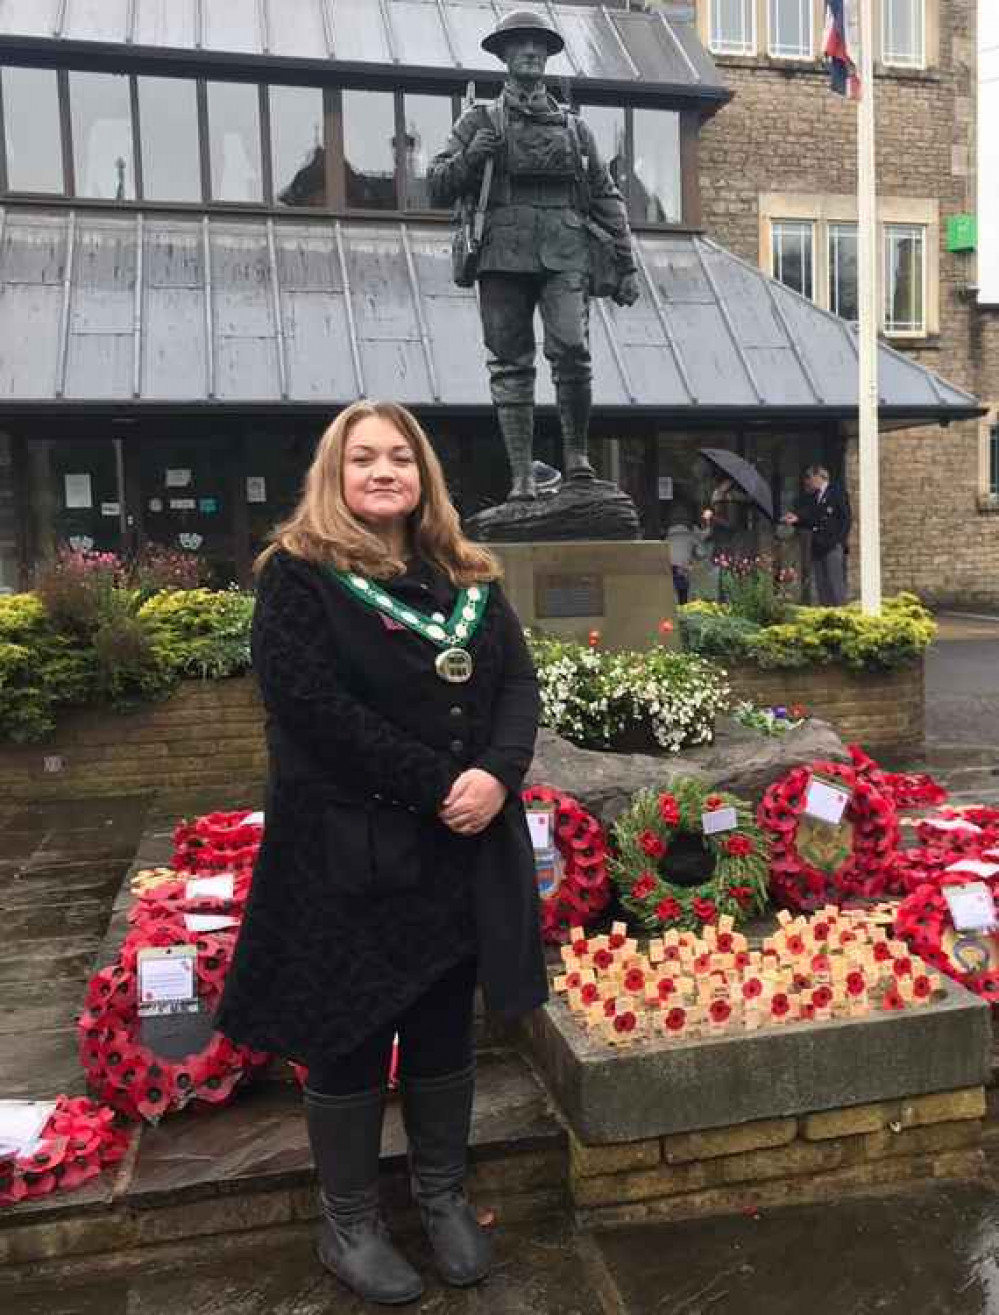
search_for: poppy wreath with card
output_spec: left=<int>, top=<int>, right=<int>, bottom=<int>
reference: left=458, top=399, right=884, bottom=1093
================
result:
left=522, top=785, right=611, bottom=944
left=0, top=1095, right=130, bottom=1208
left=172, top=809, right=263, bottom=875
left=127, top=870, right=252, bottom=939
left=894, top=877, right=999, bottom=1003
left=758, top=761, right=901, bottom=913
left=77, top=922, right=271, bottom=1124
left=610, top=778, right=769, bottom=933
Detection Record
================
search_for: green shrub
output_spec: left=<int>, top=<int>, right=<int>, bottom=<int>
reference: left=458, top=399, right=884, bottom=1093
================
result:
left=139, top=588, right=254, bottom=680
left=678, top=609, right=762, bottom=662
left=0, top=594, right=95, bottom=741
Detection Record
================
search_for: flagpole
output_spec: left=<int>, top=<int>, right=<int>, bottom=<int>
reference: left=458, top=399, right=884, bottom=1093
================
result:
left=857, top=0, right=882, bottom=615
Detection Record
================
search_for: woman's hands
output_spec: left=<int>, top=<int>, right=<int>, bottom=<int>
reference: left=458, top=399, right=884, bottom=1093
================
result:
left=440, top=769, right=508, bottom=836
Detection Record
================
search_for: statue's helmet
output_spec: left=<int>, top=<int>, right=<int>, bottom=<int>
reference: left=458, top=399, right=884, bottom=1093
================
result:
left=481, top=9, right=565, bottom=59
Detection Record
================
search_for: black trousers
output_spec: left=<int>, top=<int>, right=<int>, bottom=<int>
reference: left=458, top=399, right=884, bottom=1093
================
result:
left=307, top=958, right=478, bottom=1097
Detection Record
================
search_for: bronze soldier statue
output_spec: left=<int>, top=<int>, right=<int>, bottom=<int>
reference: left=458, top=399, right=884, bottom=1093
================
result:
left=429, top=9, right=640, bottom=505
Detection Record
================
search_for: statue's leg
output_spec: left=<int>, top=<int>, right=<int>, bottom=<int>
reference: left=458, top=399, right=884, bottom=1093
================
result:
left=540, top=272, right=594, bottom=482
left=479, top=274, right=539, bottom=502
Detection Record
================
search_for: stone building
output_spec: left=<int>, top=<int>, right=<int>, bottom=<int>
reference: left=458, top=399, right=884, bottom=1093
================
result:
left=685, top=0, right=999, bottom=607
left=0, top=0, right=980, bottom=592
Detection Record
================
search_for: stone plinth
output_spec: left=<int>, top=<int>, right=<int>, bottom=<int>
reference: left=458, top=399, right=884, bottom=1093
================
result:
left=523, top=976, right=990, bottom=1146
left=490, top=540, right=677, bottom=652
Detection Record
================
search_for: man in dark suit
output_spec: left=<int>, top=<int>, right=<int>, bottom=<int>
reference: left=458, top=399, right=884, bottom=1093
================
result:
left=782, top=465, right=852, bottom=606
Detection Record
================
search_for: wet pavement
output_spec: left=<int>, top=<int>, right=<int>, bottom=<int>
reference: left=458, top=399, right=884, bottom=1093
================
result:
left=925, top=614, right=999, bottom=765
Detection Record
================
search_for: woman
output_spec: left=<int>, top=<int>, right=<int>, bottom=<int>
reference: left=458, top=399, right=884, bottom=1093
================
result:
left=218, top=401, right=547, bottom=1306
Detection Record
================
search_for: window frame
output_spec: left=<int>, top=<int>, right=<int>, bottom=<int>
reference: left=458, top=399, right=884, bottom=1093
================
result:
left=881, top=0, right=926, bottom=70
left=707, top=0, right=757, bottom=56
left=990, top=421, right=999, bottom=501
left=883, top=221, right=927, bottom=337
left=827, top=220, right=859, bottom=323
left=767, top=0, right=814, bottom=61
left=770, top=217, right=816, bottom=300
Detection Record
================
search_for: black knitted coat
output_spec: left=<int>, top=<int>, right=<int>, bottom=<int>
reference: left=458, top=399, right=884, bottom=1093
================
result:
left=216, top=549, right=548, bottom=1065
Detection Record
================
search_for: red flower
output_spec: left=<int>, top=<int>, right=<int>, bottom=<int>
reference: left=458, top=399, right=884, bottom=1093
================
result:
left=658, top=618, right=674, bottom=637
left=716, top=932, right=734, bottom=954
left=593, top=949, right=613, bottom=971
left=694, top=954, right=713, bottom=974
left=812, top=922, right=830, bottom=942
left=565, top=972, right=581, bottom=990
left=655, top=897, right=683, bottom=923
left=735, top=951, right=751, bottom=970
left=790, top=704, right=808, bottom=719
left=571, top=937, right=589, bottom=956
left=709, top=1000, right=732, bottom=1024
left=799, top=1003, right=816, bottom=1021
left=882, top=987, right=905, bottom=1012
left=624, top=969, right=645, bottom=993
left=603, top=998, right=617, bottom=1017
left=657, top=977, right=675, bottom=1000
left=810, top=954, right=831, bottom=975
left=658, top=794, right=680, bottom=826
left=786, top=934, right=805, bottom=956
left=873, top=942, right=892, bottom=963
left=609, top=932, right=626, bottom=950
left=725, top=835, right=754, bottom=857
left=771, top=993, right=790, bottom=1017
left=665, top=1007, right=687, bottom=1032
left=587, top=629, right=601, bottom=648
left=692, top=898, right=717, bottom=924
left=847, top=971, right=866, bottom=996
left=912, top=975, right=932, bottom=1000
left=704, top=795, right=725, bottom=811
left=892, top=957, right=913, bottom=979
left=581, top=983, right=599, bottom=1005
left=812, top=986, right=833, bottom=1010
left=638, top=830, right=667, bottom=860
left=742, top=977, right=763, bottom=1000
left=630, top=873, right=657, bottom=901
left=729, top=885, right=755, bottom=907
left=613, top=1011, right=637, bottom=1034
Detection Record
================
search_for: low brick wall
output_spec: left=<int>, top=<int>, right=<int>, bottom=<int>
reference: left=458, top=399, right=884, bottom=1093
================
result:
left=570, top=1086, right=985, bottom=1226
left=0, top=657, right=924, bottom=803
left=726, top=661, right=924, bottom=755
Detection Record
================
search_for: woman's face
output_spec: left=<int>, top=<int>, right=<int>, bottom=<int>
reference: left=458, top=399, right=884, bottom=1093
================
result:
left=342, top=415, right=422, bottom=531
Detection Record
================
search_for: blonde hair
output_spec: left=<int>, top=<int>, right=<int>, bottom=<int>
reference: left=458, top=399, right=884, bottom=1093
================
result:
left=255, top=400, right=500, bottom=586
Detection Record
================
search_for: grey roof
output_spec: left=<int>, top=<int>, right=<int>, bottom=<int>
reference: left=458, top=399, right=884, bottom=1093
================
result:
left=0, top=207, right=980, bottom=424
left=0, top=0, right=724, bottom=95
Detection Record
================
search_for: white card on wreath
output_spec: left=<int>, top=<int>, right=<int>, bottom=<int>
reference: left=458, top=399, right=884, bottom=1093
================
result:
left=243, top=811, right=265, bottom=827
left=526, top=811, right=553, bottom=852
left=0, top=1100, right=56, bottom=1159
left=183, top=913, right=239, bottom=933
left=803, top=779, right=851, bottom=826
left=924, top=817, right=983, bottom=834
left=702, top=806, right=738, bottom=835
left=943, top=882, right=997, bottom=933
left=137, top=946, right=198, bottom=1016
left=185, top=874, right=235, bottom=901
left=945, top=860, right=999, bottom=880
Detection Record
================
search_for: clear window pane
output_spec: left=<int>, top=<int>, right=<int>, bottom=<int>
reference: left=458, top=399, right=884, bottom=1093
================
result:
left=401, top=94, right=454, bottom=210
left=710, top=0, right=755, bottom=54
left=70, top=72, right=135, bottom=201
left=884, top=224, right=925, bottom=333
left=990, top=425, right=999, bottom=499
left=330, top=0, right=392, bottom=63
left=342, top=90, right=397, bottom=211
left=768, top=0, right=812, bottom=58
left=582, top=104, right=627, bottom=191
left=390, top=0, right=452, bottom=67
left=883, top=0, right=925, bottom=66
left=207, top=81, right=262, bottom=203
left=271, top=85, right=326, bottom=208
left=828, top=222, right=858, bottom=321
left=632, top=109, right=681, bottom=225
left=771, top=220, right=814, bottom=299
left=138, top=76, right=202, bottom=202
left=2, top=67, right=64, bottom=193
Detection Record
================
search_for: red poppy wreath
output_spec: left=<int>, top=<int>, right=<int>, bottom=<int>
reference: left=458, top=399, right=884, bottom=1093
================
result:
left=172, top=809, right=263, bottom=876
left=78, top=922, right=270, bottom=1124
left=895, top=878, right=999, bottom=1003
left=0, top=1095, right=130, bottom=1208
left=610, top=779, right=769, bottom=933
left=522, top=785, right=610, bottom=944
left=758, top=761, right=900, bottom=913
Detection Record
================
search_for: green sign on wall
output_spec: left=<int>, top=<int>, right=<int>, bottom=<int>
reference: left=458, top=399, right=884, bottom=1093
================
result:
left=946, top=214, right=977, bottom=252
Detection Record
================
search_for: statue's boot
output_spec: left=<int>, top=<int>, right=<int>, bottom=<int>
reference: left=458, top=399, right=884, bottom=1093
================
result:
left=557, top=383, right=596, bottom=482
left=497, top=404, right=537, bottom=501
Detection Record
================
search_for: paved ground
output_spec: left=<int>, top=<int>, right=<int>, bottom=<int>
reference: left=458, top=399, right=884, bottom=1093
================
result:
left=925, top=613, right=999, bottom=765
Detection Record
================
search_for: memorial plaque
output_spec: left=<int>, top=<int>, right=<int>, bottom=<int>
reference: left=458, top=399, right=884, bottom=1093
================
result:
left=536, top=572, right=605, bottom=619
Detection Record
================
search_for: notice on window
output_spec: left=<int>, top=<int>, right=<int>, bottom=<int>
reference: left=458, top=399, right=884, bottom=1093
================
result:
left=246, top=476, right=267, bottom=504
left=169, top=498, right=196, bottom=511
left=943, top=882, right=998, bottom=933
left=0, top=1101, right=56, bottom=1160
left=657, top=476, right=674, bottom=501
left=100, top=502, right=121, bottom=518
left=64, top=473, right=93, bottom=509
left=137, top=946, right=198, bottom=1017
left=165, top=468, right=192, bottom=488
left=803, top=778, right=851, bottom=827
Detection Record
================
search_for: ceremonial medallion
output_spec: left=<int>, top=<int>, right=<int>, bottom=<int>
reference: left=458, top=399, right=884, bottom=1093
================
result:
left=435, top=647, right=474, bottom=683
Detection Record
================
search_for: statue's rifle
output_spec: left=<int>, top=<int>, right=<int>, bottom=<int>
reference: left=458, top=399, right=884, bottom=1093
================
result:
left=454, top=81, right=497, bottom=286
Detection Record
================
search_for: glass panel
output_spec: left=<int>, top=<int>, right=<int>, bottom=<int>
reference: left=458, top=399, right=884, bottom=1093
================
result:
left=207, top=81, right=263, bottom=203
left=768, top=0, right=812, bottom=58
left=401, top=93, right=454, bottom=210
left=581, top=104, right=627, bottom=191
left=342, top=90, right=397, bottom=210
left=27, top=440, right=125, bottom=561
left=2, top=67, right=63, bottom=193
left=883, top=0, right=924, bottom=67
left=991, top=425, right=999, bottom=499
left=268, top=0, right=328, bottom=57
left=828, top=222, right=858, bottom=321
left=710, top=0, right=755, bottom=54
left=330, top=0, right=391, bottom=63
left=271, top=85, right=326, bottom=208
left=389, top=0, right=451, bottom=67
left=134, top=0, right=197, bottom=48
left=0, top=0, right=53, bottom=37
left=138, top=438, right=238, bottom=584
left=446, top=1, right=500, bottom=70
left=203, top=0, right=258, bottom=53
left=65, top=0, right=129, bottom=42
left=771, top=220, right=814, bottom=299
left=632, top=109, right=681, bottom=225
left=558, top=8, right=632, bottom=80
left=70, top=73, right=135, bottom=201
left=138, top=76, right=202, bottom=202
left=884, top=224, right=924, bottom=333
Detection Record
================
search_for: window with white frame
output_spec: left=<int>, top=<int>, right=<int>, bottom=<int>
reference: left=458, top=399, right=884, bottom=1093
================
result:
left=828, top=222, right=859, bottom=322
left=884, top=224, right=925, bottom=334
left=882, top=0, right=925, bottom=68
left=709, top=0, right=755, bottom=55
left=768, top=0, right=813, bottom=59
left=771, top=220, right=815, bottom=299
left=990, top=422, right=999, bottom=499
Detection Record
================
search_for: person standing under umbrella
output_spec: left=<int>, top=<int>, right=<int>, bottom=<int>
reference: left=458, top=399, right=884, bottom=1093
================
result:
left=782, top=465, right=852, bottom=605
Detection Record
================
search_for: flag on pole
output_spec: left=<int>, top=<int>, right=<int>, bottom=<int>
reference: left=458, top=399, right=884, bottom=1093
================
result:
left=823, top=0, right=862, bottom=99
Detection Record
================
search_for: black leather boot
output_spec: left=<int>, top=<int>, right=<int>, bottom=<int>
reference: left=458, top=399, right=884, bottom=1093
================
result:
left=496, top=404, right=537, bottom=501
left=304, top=1085, right=423, bottom=1306
left=401, top=1064, right=492, bottom=1287
left=557, top=382, right=596, bottom=481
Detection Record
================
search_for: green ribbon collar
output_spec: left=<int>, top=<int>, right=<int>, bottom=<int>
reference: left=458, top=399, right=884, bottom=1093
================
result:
left=330, top=568, right=489, bottom=650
